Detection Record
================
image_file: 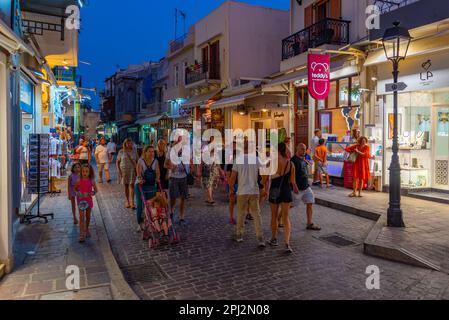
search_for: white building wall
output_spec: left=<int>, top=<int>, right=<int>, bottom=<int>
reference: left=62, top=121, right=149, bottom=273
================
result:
left=0, top=53, right=14, bottom=272
left=228, top=2, right=289, bottom=82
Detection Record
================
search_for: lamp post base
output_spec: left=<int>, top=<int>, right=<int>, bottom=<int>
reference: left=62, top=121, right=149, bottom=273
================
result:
left=387, top=207, right=405, bottom=228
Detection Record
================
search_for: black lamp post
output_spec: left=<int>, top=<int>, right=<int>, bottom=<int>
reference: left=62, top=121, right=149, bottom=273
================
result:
left=382, top=21, right=411, bottom=228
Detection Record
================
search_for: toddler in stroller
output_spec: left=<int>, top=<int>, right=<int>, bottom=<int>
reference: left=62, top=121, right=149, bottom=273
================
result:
left=148, top=194, right=170, bottom=237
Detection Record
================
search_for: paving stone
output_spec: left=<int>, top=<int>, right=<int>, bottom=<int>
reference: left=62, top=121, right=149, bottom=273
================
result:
left=94, top=167, right=449, bottom=300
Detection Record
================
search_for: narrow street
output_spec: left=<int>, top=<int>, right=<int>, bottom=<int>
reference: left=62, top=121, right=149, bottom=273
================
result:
left=95, top=167, right=449, bottom=300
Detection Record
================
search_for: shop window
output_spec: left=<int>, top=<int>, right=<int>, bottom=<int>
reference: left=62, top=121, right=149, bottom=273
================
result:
left=296, top=87, right=309, bottom=112
left=328, top=80, right=337, bottom=109
left=339, top=78, right=349, bottom=107
left=351, top=76, right=361, bottom=106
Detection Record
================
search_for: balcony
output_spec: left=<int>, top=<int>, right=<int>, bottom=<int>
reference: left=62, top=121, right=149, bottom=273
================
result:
left=369, top=0, right=448, bottom=40
left=167, top=28, right=195, bottom=57
left=185, top=62, right=221, bottom=86
left=282, top=18, right=351, bottom=61
left=374, top=0, right=420, bottom=14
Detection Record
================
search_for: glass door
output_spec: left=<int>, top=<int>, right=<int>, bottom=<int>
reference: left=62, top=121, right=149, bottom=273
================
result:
left=433, top=106, right=449, bottom=190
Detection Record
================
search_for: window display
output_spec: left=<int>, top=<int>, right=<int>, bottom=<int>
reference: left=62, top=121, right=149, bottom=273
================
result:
left=326, top=141, right=351, bottom=177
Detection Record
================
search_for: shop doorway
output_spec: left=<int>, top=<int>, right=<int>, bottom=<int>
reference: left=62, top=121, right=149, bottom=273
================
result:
left=252, top=119, right=271, bottom=148
left=433, top=105, right=449, bottom=190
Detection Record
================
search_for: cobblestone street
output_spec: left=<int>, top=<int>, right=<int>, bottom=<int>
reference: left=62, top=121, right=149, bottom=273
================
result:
left=96, top=168, right=449, bottom=300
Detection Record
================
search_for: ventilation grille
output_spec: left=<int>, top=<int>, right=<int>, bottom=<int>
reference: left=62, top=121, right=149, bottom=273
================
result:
left=435, top=160, right=449, bottom=186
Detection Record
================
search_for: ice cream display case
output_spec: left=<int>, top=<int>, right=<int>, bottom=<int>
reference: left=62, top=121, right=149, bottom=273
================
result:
left=326, top=142, right=351, bottom=177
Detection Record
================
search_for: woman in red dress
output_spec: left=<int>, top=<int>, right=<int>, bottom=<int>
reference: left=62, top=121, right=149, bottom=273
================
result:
left=345, top=137, right=372, bottom=197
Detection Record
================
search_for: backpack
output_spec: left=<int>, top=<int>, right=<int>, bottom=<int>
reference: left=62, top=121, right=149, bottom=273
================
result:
left=143, top=159, right=156, bottom=186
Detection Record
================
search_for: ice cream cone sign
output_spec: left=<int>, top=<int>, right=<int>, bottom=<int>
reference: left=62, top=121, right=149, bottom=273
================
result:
left=308, top=54, right=331, bottom=100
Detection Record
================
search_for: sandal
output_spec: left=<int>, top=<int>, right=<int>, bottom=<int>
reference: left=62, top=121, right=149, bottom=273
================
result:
left=306, top=223, right=322, bottom=231
left=348, top=193, right=357, bottom=198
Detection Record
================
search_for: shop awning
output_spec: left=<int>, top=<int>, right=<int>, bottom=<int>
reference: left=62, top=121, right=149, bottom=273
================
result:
left=0, top=19, right=34, bottom=56
left=211, top=91, right=260, bottom=110
left=365, top=33, right=449, bottom=67
left=136, top=115, right=161, bottom=125
left=263, top=68, right=307, bottom=90
left=181, top=88, right=223, bottom=109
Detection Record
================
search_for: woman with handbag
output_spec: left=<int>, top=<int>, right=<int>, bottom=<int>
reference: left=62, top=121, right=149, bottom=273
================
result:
left=345, top=136, right=372, bottom=198
left=262, top=143, right=299, bottom=254
left=117, top=138, right=138, bottom=209
left=135, top=145, right=160, bottom=231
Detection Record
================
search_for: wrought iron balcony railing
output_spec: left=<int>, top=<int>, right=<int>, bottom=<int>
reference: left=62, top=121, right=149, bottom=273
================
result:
left=170, top=33, right=188, bottom=54
left=282, top=18, right=351, bottom=61
left=374, top=0, right=420, bottom=14
left=185, top=62, right=221, bottom=86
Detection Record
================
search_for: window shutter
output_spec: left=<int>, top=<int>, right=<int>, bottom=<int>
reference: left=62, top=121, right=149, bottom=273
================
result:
left=304, top=4, right=313, bottom=27
left=330, top=0, right=341, bottom=19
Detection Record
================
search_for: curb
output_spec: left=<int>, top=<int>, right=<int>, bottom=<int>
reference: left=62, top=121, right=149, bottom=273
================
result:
left=363, top=215, right=441, bottom=272
left=315, top=195, right=442, bottom=272
left=92, top=197, right=139, bottom=300
left=315, top=196, right=382, bottom=221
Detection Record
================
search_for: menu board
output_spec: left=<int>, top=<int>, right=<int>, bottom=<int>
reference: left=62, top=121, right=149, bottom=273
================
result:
left=27, top=134, right=50, bottom=194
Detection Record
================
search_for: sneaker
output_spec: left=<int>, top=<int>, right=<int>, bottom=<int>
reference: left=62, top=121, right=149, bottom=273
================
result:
left=234, top=237, right=243, bottom=243
left=267, top=239, right=279, bottom=247
left=246, top=214, right=253, bottom=221
left=258, top=239, right=266, bottom=248
left=285, top=244, right=293, bottom=254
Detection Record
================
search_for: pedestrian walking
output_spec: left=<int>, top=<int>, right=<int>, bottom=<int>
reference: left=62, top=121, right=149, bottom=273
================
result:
left=76, top=140, right=91, bottom=165
left=135, top=145, right=160, bottom=231
left=291, top=143, right=321, bottom=231
left=67, top=163, right=81, bottom=225
left=226, top=141, right=238, bottom=225
left=164, top=136, right=194, bottom=225
left=229, top=139, right=266, bottom=248
left=75, top=164, right=98, bottom=243
left=200, top=145, right=221, bottom=206
left=95, top=137, right=111, bottom=183
left=117, top=138, right=138, bottom=209
left=107, top=138, right=117, bottom=163
left=313, top=138, right=331, bottom=188
left=345, top=136, right=372, bottom=198
left=156, top=139, right=169, bottom=191
left=311, top=129, right=322, bottom=186
left=263, top=142, right=299, bottom=254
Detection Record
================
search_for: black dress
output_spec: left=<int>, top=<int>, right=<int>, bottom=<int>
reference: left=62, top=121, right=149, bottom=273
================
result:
left=269, top=162, right=293, bottom=205
left=156, top=152, right=169, bottom=190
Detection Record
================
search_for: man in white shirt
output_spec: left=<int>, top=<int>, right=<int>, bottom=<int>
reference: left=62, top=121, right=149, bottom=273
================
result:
left=95, top=137, right=111, bottom=183
left=311, top=129, right=322, bottom=186
left=229, top=139, right=266, bottom=248
left=107, top=138, right=117, bottom=163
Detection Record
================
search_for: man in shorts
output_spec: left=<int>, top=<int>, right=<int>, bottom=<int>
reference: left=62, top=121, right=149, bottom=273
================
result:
left=95, top=137, right=111, bottom=183
left=164, top=135, right=193, bottom=225
left=291, top=143, right=321, bottom=231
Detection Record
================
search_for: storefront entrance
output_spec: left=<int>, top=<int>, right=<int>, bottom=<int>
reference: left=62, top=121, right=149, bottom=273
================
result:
left=433, top=105, right=449, bottom=190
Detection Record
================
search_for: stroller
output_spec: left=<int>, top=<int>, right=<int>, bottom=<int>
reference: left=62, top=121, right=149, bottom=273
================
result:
left=139, top=183, right=180, bottom=248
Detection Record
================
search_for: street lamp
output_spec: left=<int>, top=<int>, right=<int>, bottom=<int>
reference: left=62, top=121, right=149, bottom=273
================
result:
left=382, top=21, right=411, bottom=228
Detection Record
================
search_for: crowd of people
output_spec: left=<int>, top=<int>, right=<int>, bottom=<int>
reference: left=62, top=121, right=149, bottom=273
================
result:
left=65, top=132, right=373, bottom=252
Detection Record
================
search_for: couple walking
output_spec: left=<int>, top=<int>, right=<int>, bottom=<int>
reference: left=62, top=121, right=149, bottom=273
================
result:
left=229, top=140, right=320, bottom=254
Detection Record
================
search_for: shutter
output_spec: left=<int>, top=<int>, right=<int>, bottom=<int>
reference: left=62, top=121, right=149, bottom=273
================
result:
left=329, top=0, right=341, bottom=19
left=304, top=4, right=313, bottom=27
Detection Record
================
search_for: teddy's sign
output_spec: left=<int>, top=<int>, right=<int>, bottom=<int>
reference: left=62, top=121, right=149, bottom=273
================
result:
left=308, top=54, right=330, bottom=100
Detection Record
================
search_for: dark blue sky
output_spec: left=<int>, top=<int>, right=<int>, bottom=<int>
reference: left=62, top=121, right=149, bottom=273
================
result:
left=78, top=0, right=289, bottom=110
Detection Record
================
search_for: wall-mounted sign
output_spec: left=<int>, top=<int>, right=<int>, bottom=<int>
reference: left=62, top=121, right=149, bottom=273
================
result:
left=308, top=54, right=330, bottom=100
left=274, top=112, right=285, bottom=118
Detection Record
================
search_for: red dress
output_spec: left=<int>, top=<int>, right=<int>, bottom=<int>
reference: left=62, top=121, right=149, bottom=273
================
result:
left=345, top=144, right=371, bottom=182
